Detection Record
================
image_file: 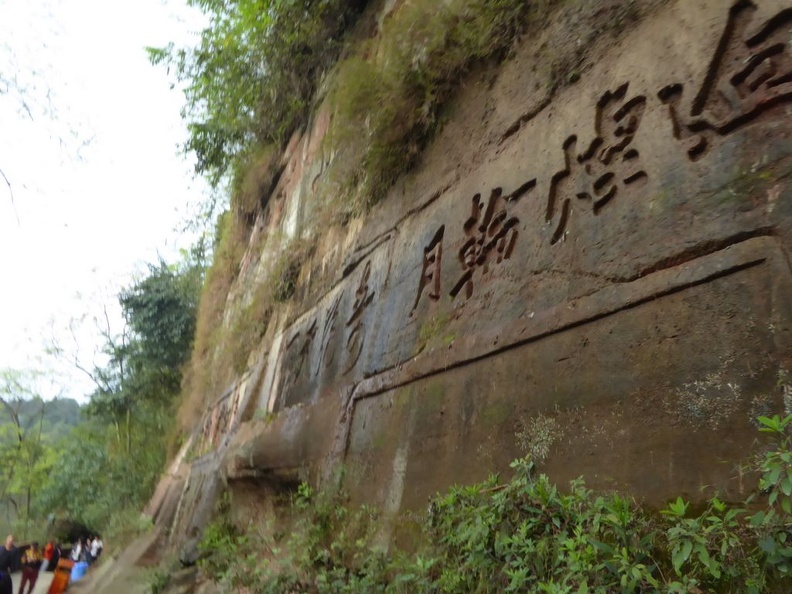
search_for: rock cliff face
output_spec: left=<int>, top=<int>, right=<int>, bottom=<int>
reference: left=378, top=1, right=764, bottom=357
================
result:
left=148, top=0, right=792, bottom=560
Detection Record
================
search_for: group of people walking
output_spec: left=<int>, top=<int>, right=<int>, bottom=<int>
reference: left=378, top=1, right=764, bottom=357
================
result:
left=69, top=535, right=102, bottom=565
left=0, top=532, right=102, bottom=594
left=0, top=534, right=54, bottom=594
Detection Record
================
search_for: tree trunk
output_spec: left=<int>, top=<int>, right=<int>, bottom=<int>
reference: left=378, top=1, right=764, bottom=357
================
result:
left=126, top=408, right=132, bottom=455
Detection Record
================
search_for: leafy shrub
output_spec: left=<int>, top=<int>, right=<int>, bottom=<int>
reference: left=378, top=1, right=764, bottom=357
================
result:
left=196, top=417, right=792, bottom=593
left=152, top=0, right=536, bottom=208
left=148, top=568, right=171, bottom=594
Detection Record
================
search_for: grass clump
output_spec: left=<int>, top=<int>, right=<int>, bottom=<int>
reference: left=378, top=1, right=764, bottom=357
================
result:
left=271, top=237, right=317, bottom=303
left=147, top=567, right=171, bottom=594
left=322, top=0, right=532, bottom=218
left=515, top=413, right=560, bottom=463
left=196, top=416, right=792, bottom=593
left=179, top=206, right=252, bottom=427
left=230, top=145, right=281, bottom=223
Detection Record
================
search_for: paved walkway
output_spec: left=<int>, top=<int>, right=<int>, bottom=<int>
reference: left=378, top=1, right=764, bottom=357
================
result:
left=8, top=569, right=55, bottom=594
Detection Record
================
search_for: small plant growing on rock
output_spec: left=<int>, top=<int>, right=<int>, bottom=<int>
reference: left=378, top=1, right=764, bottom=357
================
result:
left=664, top=356, right=744, bottom=429
left=515, top=412, right=559, bottom=463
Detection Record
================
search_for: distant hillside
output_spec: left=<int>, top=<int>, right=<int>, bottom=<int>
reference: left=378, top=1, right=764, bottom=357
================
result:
left=0, top=397, right=83, bottom=442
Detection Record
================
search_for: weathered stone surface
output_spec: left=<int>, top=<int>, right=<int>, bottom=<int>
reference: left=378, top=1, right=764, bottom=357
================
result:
left=170, top=453, right=224, bottom=566
left=225, top=395, right=340, bottom=484
left=145, top=363, right=267, bottom=557
left=345, top=239, right=792, bottom=508
left=155, top=0, right=792, bottom=553
left=258, top=0, right=792, bottom=421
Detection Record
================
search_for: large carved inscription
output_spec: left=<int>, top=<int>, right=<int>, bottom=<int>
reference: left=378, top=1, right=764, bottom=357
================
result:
left=173, top=4, right=792, bottom=549
left=277, top=261, right=377, bottom=407
left=266, top=1, right=791, bottom=412
left=409, top=0, right=791, bottom=309
left=412, top=182, right=534, bottom=310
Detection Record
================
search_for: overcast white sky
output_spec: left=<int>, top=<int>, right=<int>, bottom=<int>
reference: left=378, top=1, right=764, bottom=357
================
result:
left=0, top=0, right=208, bottom=400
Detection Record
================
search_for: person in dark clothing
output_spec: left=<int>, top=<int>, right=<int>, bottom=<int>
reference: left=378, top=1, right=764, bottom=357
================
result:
left=0, top=535, right=18, bottom=594
left=49, top=543, right=61, bottom=572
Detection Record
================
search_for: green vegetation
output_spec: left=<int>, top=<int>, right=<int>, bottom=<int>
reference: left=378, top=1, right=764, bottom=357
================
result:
left=152, top=0, right=534, bottom=210
left=147, top=0, right=367, bottom=187
left=147, top=566, right=172, bottom=594
left=322, top=0, right=530, bottom=216
left=0, top=371, right=83, bottom=537
left=193, top=416, right=792, bottom=593
left=0, top=252, right=203, bottom=544
left=0, top=394, right=81, bottom=442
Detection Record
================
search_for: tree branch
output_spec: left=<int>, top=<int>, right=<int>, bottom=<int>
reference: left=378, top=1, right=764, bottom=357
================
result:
left=0, top=168, right=20, bottom=226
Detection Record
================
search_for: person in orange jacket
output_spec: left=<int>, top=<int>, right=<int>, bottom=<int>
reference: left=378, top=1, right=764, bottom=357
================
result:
left=40, top=541, right=54, bottom=573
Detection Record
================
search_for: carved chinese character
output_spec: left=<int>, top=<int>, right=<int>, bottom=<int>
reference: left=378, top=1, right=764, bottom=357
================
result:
left=450, top=188, right=520, bottom=300
left=658, top=1, right=792, bottom=161
left=345, top=261, right=374, bottom=373
left=295, top=319, right=317, bottom=378
left=546, top=83, right=647, bottom=245
left=200, top=415, right=212, bottom=452
left=316, top=295, right=341, bottom=374
left=213, top=400, right=231, bottom=448
left=281, top=319, right=317, bottom=399
left=412, top=225, right=445, bottom=311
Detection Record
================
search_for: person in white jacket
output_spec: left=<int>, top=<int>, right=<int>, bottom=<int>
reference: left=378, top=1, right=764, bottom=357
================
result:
left=89, top=537, right=100, bottom=562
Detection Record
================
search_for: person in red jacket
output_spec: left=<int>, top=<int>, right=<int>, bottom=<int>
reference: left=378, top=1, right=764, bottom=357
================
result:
left=40, top=541, right=54, bottom=573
